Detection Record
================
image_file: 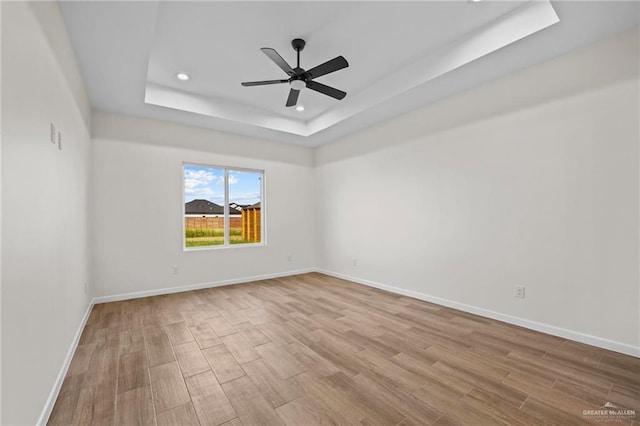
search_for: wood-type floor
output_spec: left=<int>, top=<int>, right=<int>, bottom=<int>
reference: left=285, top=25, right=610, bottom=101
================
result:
left=49, top=273, right=640, bottom=425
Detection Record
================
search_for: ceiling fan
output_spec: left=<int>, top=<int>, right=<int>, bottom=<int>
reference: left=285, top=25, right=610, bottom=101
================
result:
left=241, top=38, right=349, bottom=108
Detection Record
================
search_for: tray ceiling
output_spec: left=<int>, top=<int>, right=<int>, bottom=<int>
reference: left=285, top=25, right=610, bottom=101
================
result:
left=59, top=1, right=639, bottom=146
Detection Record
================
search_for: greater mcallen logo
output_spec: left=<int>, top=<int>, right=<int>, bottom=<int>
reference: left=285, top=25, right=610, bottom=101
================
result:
left=583, top=402, right=636, bottom=422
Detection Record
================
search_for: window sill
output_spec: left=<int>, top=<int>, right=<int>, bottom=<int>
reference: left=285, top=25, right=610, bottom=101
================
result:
left=183, top=242, right=266, bottom=252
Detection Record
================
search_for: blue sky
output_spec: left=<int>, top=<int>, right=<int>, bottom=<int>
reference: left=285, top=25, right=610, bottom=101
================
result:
left=184, top=164, right=261, bottom=205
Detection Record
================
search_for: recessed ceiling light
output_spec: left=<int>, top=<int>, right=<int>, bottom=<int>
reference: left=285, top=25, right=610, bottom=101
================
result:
left=296, top=105, right=305, bottom=112
left=176, top=72, right=190, bottom=81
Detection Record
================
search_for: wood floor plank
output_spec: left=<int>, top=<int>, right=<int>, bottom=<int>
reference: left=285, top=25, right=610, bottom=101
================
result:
left=82, top=331, right=119, bottom=388
left=502, top=372, right=598, bottom=415
left=207, top=316, right=237, bottom=337
left=202, top=344, right=246, bottom=384
left=182, top=310, right=219, bottom=327
left=220, top=418, right=244, bottom=426
left=156, top=402, right=200, bottom=426
left=235, top=321, right=271, bottom=346
left=353, top=370, right=442, bottom=424
left=119, top=329, right=145, bottom=354
left=185, top=370, right=237, bottom=426
left=66, top=343, right=96, bottom=376
left=190, top=322, right=222, bottom=349
left=221, top=333, right=260, bottom=364
left=241, top=358, right=302, bottom=408
left=50, top=273, right=640, bottom=426
left=166, top=321, right=195, bottom=346
left=115, top=386, right=155, bottom=425
left=280, top=342, right=340, bottom=379
left=355, top=349, right=424, bottom=392
left=275, top=397, right=338, bottom=426
left=117, top=350, right=149, bottom=394
left=144, top=329, right=175, bottom=367
left=432, top=360, right=527, bottom=408
left=521, top=397, right=588, bottom=426
left=71, top=382, right=116, bottom=426
left=323, top=371, right=406, bottom=425
left=149, top=361, right=191, bottom=413
left=461, top=388, right=546, bottom=426
left=293, top=372, right=365, bottom=425
left=255, top=342, right=307, bottom=379
left=256, top=321, right=297, bottom=346
left=222, top=376, right=286, bottom=426
left=174, top=341, right=210, bottom=378
left=220, top=309, right=249, bottom=325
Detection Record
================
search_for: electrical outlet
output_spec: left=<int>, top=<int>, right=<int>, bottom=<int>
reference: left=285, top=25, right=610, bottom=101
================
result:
left=57, top=130, right=62, bottom=151
left=172, top=266, right=179, bottom=275
left=514, top=285, right=525, bottom=299
left=50, top=123, right=56, bottom=144
left=352, top=259, right=358, bottom=267
left=287, top=254, right=292, bottom=262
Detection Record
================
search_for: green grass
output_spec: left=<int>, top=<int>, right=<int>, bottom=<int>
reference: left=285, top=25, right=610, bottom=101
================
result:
left=185, top=228, right=241, bottom=238
left=185, top=228, right=254, bottom=247
left=186, top=238, right=224, bottom=247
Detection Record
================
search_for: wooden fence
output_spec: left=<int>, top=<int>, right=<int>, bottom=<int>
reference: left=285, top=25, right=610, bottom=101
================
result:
left=185, top=216, right=241, bottom=230
left=185, top=210, right=261, bottom=243
left=242, top=208, right=261, bottom=242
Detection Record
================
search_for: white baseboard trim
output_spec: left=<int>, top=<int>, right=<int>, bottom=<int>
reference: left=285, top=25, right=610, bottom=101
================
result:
left=316, top=268, right=640, bottom=358
left=92, top=268, right=316, bottom=304
left=37, top=299, right=95, bottom=426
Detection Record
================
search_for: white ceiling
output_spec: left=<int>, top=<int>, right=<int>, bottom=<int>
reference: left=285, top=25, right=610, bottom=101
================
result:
left=59, top=1, right=639, bottom=146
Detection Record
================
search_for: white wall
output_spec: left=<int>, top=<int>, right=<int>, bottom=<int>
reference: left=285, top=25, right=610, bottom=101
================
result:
left=91, top=112, right=315, bottom=298
left=315, top=29, right=640, bottom=353
left=1, top=2, right=92, bottom=425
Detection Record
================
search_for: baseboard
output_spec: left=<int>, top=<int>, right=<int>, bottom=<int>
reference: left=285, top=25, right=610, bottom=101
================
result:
left=316, top=268, right=640, bottom=358
left=37, top=299, right=95, bottom=426
left=92, top=268, right=316, bottom=304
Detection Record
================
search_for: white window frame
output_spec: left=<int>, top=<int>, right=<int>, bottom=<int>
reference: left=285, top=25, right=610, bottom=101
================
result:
left=182, top=162, right=266, bottom=251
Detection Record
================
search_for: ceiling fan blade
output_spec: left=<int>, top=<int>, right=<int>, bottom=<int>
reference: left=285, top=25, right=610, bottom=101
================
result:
left=286, top=89, right=300, bottom=107
left=261, top=48, right=295, bottom=76
left=241, top=79, right=289, bottom=87
left=306, top=81, right=346, bottom=100
left=306, top=56, right=348, bottom=80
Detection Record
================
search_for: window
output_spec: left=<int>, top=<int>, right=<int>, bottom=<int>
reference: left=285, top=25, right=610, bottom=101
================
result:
left=183, top=163, right=263, bottom=249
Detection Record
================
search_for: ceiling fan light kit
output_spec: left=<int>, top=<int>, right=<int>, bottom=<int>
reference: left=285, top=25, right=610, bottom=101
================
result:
left=241, top=38, right=349, bottom=108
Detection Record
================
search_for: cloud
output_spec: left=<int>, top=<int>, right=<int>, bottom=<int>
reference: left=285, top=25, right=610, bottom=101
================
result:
left=184, top=166, right=256, bottom=203
left=184, top=168, right=221, bottom=200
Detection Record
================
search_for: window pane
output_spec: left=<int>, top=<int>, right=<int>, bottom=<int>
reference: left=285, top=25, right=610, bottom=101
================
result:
left=228, top=170, right=262, bottom=244
left=184, top=164, right=226, bottom=248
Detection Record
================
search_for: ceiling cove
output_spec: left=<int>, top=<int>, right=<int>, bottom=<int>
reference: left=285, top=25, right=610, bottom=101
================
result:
left=143, top=1, right=558, bottom=139
left=58, top=1, right=639, bottom=146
